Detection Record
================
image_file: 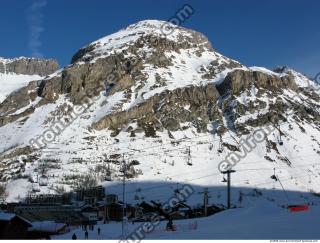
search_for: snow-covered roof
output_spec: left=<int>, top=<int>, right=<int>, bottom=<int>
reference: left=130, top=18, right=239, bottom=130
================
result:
left=28, top=221, right=66, bottom=233
left=0, top=212, right=16, bottom=221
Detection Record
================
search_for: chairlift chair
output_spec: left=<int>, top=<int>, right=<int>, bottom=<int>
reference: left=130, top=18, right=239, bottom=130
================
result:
left=279, top=139, right=284, bottom=146
left=39, top=175, right=48, bottom=186
left=270, top=175, right=278, bottom=181
left=276, top=170, right=309, bottom=213
left=287, top=204, right=309, bottom=213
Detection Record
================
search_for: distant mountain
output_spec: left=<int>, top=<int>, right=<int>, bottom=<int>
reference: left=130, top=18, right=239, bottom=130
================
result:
left=0, top=57, right=59, bottom=103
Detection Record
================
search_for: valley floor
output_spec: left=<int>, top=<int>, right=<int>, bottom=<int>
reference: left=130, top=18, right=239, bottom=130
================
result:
left=52, top=200, right=320, bottom=240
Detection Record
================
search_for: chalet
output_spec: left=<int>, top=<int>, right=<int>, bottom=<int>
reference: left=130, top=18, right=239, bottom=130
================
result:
left=79, top=204, right=99, bottom=223
left=98, top=202, right=137, bottom=221
left=0, top=212, right=31, bottom=239
left=141, top=200, right=192, bottom=219
left=27, top=221, right=67, bottom=239
left=76, top=186, right=105, bottom=205
left=105, top=194, right=118, bottom=204
left=14, top=204, right=88, bottom=226
left=207, top=205, right=224, bottom=216
left=168, top=202, right=191, bottom=219
left=138, top=201, right=159, bottom=214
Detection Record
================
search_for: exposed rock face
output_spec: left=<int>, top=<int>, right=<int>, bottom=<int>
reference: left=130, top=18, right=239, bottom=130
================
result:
left=217, top=69, right=298, bottom=96
left=0, top=57, right=59, bottom=76
left=0, top=57, right=59, bottom=127
left=0, top=80, right=39, bottom=127
left=38, top=21, right=241, bottom=106
left=0, top=62, right=4, bottom=73
left=93, top=84, right=220, bottom=133
left=214, top=68, right=320, bottom=136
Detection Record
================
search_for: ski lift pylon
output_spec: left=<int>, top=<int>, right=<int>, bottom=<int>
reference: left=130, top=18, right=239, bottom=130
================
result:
left=187, top=146, right=192, bottom=166
left=277, top=124, right=284, bottom=145
left=276, top=170, right=309, bottom=213
left=218, top=136, right=223, bottom=153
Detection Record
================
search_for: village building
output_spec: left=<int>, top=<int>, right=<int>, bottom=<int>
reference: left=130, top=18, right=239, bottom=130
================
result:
left=0, top=212, right=31, bottom=239
left=14, top=204, right=89, bottom=226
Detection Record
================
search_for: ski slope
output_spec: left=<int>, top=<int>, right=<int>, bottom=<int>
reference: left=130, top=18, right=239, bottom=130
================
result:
left=53, top=200, right=320, bottom=240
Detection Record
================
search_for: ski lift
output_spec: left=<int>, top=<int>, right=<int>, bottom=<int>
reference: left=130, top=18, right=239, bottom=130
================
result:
left=105, top=175, right=112, bottom=181
left=279, top=139, right=283, bottom=146
left=221, top=176, right=227, bottom=183
left=270, top=175, right=278, bottom=181
left=218, top=136, right=223, bottom=153
left=271, top=168, right=278, bottom=181
left=276, top=171, right=309, bottom=213
left=39, top=175, right=48, bottom=186
left=209, top=143, right=213, bottom=151
left=187, top=147, right=193, bottom=166
left=277, top=124, right=284, bottom=146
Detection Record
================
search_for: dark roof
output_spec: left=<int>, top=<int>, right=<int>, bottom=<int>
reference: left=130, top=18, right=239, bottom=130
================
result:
left=17, top=210, right=87, bottom=223
left=0, top=212, right=16, bottom=221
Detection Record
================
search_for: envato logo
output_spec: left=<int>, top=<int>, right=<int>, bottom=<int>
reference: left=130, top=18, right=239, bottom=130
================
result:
left=218, top=126, right=275, bottom=172
left=119, top=184, right=194, bottom=243
left=160, top=4, right=195, bottom=36
left=29, top=85, right=103, bottom=149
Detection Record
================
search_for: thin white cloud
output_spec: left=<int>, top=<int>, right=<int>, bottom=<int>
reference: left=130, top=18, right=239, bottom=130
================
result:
left=26, top=0, right=47, bottom=58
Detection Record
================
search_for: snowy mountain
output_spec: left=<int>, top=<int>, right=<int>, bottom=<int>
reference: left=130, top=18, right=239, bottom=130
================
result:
left=0, top=20, right=320, bottom=209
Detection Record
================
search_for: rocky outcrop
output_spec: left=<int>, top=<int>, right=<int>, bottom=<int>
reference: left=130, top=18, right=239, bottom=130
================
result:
left=0, top=57, right=59, bottom=76
left=93, top=84, right=220, bottom=134
left=0, top=80, right=39, bottom=127
left=217, top=69, right=298, bottom=96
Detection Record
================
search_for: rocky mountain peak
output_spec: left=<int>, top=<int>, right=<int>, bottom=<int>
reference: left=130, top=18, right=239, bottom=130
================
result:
left=71, top=19, right=214, bottom=64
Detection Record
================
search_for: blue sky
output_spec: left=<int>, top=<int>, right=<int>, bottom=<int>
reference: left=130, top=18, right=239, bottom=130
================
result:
left=0, top=0, right=319, bottom=77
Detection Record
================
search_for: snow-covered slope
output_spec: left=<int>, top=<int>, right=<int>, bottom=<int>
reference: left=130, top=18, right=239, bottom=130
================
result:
left=0, top=20, right=319, bottom=211
left=0, top=72, right=42, bottom=103
left=53, top=201, right=320, bottom=239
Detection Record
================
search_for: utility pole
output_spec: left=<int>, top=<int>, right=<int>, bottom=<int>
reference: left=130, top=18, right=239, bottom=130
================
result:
left=121, top=155, right=127, bottom=239
left=187, top=146, right=192, bottom=166
left=198, top=187, right=209, bottom=216
left=203, top=188, right=209, bottom=217
left=222, top=169, right=236, bottom=209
